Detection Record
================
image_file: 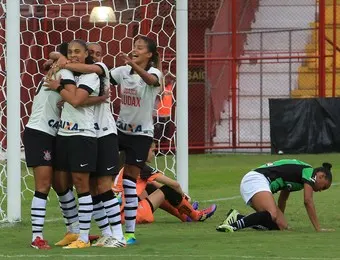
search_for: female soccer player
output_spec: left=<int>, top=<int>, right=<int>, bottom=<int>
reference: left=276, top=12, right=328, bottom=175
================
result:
left=51, top=42, right=125, bottom=248
left=24, top=43, right=75, bottom=250
left=44, top=39, right=100, bottom=249
left=216, top=160, right=333, bottom=232
left=109, top=36, right=162, bottom=244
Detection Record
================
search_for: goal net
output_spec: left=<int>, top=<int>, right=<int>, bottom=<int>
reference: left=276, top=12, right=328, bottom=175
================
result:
left=0, top=0, right=176, bottom=222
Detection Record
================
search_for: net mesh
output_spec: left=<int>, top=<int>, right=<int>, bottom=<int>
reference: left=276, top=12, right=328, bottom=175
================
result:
left=0, top=0, right=176, bottom=221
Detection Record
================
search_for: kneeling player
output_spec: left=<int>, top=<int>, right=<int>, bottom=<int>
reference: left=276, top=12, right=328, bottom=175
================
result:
left=216, top=160, right=333, bottom=232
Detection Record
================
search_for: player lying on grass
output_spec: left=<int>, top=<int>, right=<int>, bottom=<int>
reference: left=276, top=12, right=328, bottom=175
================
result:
left=216, top=160, right=333, bottom=232
left=113, top=143, right=217, bottom=224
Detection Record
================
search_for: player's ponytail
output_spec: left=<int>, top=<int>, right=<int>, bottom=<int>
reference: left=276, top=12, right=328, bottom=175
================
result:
left=314, top=162, right=333, bottom=183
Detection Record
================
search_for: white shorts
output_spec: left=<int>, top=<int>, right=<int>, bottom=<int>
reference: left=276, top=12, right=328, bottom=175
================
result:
left=240, top=171, right=271, bottom=205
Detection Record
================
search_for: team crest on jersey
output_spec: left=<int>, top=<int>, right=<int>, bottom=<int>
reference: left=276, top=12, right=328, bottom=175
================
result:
left=43, top=150, right=51, bottom=161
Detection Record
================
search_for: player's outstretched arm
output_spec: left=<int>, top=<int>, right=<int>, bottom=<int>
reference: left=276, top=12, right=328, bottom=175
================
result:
left=119, top=53, right=160, bottom=86
left=44, top=76, right=89, bottom=108
left=278, top=189, right=290, bottom=213
left=303, top=183, right=320, bottom=231
left=64, top=63, right=104, bottom=75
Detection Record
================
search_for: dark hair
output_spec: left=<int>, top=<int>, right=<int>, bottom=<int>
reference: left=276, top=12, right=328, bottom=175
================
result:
left=69, top=39, right=94, bottom=65
left=135, top=36, right=159, bottom=70
left=57, top=42, right=69, bottom=57
left=313, top=162, right=333, bottom=183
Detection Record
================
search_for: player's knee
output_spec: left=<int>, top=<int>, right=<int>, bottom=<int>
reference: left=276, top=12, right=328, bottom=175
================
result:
left=35, top=178, right=52, bottom=194
left=96, top=177, right=112, bottom=194
left=159, top=185, right=182, bottom=206
left=267, top=209, right=278, bottom=222
left=72, top=175, right=89, bottom=193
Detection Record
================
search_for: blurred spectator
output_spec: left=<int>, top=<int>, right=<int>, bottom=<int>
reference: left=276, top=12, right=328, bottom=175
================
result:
left=154, top=72, right=175, bottom=152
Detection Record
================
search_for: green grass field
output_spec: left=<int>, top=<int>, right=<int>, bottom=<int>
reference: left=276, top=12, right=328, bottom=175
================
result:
left=1, top=153, right=340, bottom=259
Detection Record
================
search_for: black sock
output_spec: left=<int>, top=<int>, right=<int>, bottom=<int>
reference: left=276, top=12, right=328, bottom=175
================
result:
left=235, top=212, right=278, bottom=231
left=237, top=214, right=244, bottom=220
left=230, top=211, right=273, bottom=230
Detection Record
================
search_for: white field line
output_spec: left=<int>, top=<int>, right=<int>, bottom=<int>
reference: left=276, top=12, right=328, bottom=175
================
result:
left=0, top=254, right=339, bottom=259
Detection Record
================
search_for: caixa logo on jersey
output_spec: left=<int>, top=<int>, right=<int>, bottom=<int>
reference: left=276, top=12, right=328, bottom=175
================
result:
left=48, top=119, right=60, bottom=130
left=116, top=121, right=142, bottom=133
left=58, top=120, right=79, bottom=131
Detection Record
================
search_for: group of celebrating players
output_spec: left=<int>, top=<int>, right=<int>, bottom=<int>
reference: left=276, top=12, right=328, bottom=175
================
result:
left=24, top=36, right=217, bottom=250
left=24, top=33, right=335, bottom=250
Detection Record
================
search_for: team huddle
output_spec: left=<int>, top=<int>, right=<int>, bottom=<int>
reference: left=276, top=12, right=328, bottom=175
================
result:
left=24, top=36, right=217, bottom=250
left=24, top=35, right=334, bottom=250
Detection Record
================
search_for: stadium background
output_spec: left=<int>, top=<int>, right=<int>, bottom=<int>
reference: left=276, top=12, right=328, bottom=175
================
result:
left=1, top=0, right=338, bottom=154
left=0, top=1, right=339, bottom=258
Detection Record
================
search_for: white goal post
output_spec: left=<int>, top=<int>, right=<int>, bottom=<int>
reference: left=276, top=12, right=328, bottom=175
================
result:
left=3, top=0, right=188, bottom=223
left=6, top=0, right=21, bottom=223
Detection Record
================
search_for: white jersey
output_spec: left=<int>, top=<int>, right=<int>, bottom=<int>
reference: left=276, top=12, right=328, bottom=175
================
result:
left=26, top=69, right=75, bottom=136
left=110, top=65, right=162, bottom=137
left=58, top=72, right=100, bottom=137
left=94, top=62, right=117, bottom=138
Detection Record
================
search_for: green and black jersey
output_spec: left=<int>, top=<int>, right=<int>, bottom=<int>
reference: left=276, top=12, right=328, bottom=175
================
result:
left=254, top=159, right=316, bottom=193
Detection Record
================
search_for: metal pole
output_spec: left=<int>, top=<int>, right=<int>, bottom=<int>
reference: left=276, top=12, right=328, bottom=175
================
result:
left=319, top=0, right=326, bottom=97
left=231, top=0, right=237, bottom=149
left=176, top=0, right=188, bottom=193
left=332, top=0, right=336, bottom=97
left=6, top=0, right=21, bottom=222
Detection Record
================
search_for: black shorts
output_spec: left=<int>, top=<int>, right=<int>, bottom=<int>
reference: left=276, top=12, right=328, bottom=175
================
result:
left=55, top=135, right=97, bottom=173
left=90, top=133, right=119, bottom=178
left=23, top=127, right=56, bottom=167
left=118, top=130, right=153, bottom=168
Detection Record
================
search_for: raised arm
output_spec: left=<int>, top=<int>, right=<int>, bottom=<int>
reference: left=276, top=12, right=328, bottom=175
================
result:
left=303, top=183, right=320, bottom=231
left=119, top=53, right=160, bottom=86
left=278, top=189, right=290, bottom=213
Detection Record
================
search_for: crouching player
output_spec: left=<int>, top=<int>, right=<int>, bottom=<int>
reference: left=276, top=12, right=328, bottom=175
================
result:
left=216, top=160, right=333, bottom=232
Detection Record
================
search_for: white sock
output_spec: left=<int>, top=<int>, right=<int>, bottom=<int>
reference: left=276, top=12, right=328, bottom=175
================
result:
left=31, top=191, right=48, bottom=242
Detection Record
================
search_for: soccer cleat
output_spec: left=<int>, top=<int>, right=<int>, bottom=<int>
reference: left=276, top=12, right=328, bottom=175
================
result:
left=91, top=236, right=111, bottom=247
left=186, top=201, right=200, bottom=222
left=192, top=201, right=199, bottom=210
left=102, top=237, right=127, bottom=248
left=216, top=223, right=236, bottom=232
left=31, top=236, right=51, bottom=250
left=124, top=233, right=137, bottom=245
left=221, top=209, right=240, bottom=225
left=55, top=232, right=79, bottom=246
left=198, top=204, right=217, bottom=222
left=63, top=239, right=91, bottom=249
